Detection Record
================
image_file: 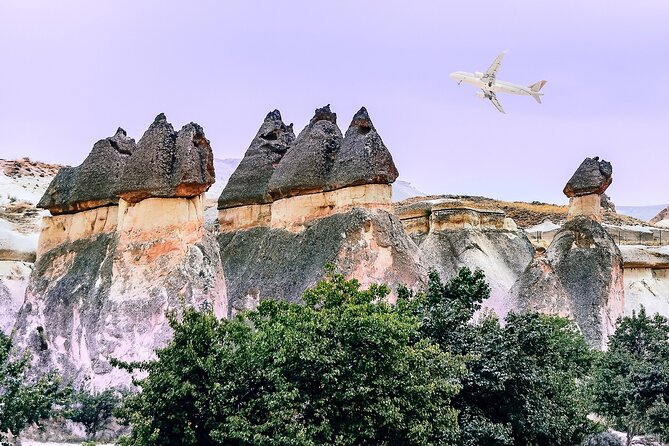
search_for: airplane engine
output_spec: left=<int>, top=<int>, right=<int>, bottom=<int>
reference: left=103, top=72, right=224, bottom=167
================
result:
left=475, top=91, right=488, bottom=99
left=474, top=71, right=484, bottom=78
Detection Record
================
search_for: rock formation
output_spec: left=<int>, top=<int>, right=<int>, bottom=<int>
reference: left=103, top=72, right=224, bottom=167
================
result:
left=395, top=198, right=534, bottom=317
left=619, top=245, right=669, bottom=319
left=650, top=206, right=669, bottom=227
left=221, top=106, right=399, bottom=232
left=117, top=114, right=215, bottom=203
left=217, top=111, right=295, bottom=231
left=38, top=128, right=135, bottom=215
left=564, top=157, right=613, bottom=222
left=513, top=157, right=623, bottom=348
left=511, top=217, right=624, bottom=348
left=14, top=115, right=226, bottom=389
left=218, top=106, right=422, bottom=314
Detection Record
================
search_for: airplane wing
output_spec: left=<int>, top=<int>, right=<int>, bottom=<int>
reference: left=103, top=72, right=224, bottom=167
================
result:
left=482, top=51, right=506, bottom=84
left=488, top=91, right=506, bottom=114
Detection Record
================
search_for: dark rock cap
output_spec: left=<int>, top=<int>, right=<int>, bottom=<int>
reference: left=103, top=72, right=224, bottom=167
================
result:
left=117, top=114, right=215, bottom=202
left=218, top=110, right=295, bottom=209
left=38, top=129, right=136, bottom=214
left=267, top=105, right=344, bottom=199
left=327, top=107, right=399, bottom=190
left=563, top=157, right=613, bottom=197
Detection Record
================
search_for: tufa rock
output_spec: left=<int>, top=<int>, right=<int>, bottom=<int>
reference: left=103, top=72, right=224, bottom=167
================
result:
left=601, top=193, right=616, bottom=213
left=267, top=105, right=343, bottom=199
left=511, top=216, right=624, bottom=348
left=650, top=205, right=669, bottom=226
left=218, top=110, right=295, bottom=209
left=117, top=114, right=215, bottom=203
left=563, top=157, right=613, bottom=197
left=38, top=128, right=135, bottom=214
left=328, top=107, right=399, bottom=190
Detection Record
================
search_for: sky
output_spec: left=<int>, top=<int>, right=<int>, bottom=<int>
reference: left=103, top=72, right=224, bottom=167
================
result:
left=1, top=1, right=668, bottom=206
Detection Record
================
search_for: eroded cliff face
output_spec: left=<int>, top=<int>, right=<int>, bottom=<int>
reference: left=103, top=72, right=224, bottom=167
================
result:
left=216, top=106, right=418, bottom=310
left=219, top=207, right=425, bottom=315
left=13, top=116, right=226, bottom=389
left=395, top=198, right=535, bottom=317
left=512, top=217, right=624, bottom=348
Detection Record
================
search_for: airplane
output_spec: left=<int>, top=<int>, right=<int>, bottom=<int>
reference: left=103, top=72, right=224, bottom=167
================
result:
left=449, top=52, right=547, bottom=114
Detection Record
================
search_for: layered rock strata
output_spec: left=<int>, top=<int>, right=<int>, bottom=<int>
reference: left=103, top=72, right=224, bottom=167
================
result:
left=396, top=198, right=533, bottom=317
left=620, top=245, right=669, bottom=319
left=14, top=115, right=225, bottom=388
left=564, top=157, right=613, bottom=222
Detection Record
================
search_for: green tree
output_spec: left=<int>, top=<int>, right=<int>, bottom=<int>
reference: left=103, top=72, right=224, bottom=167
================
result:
left=591, top=306, right=669, bottom=445
left=65, top=384, right=121, bottom=440
left=0, top=331, right=68, bottom=445
left=115, top=269, right=466, bottom=445
left=402, top=267, right=595, bottom=446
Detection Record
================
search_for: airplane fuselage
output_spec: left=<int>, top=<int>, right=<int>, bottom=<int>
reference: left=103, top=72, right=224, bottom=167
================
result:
left=449, top=71, right=535, bottom=97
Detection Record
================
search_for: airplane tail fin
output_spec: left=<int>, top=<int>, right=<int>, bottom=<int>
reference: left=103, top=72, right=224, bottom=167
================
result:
left=529, top=80, right=547, bottom=92
left=529, top=80, right=547, bottom=104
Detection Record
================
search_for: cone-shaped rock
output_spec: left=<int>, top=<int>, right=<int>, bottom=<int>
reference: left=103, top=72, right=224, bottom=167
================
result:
left=218, top=110, right=294, bottom=209
left=267, top=105, right=343, bottom=199
left=328, top=107, right=398, bottom=190
left=38, top=128, right=136, bottom=214
left=117, top=114, right=215, bottom=202
left=563, top=157, right=612, bottom=197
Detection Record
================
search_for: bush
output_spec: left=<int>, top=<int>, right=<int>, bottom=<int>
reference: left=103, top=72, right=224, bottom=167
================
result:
left=65, top=384, right=121, bottom=440
left=0, top=331, right=69, bottom=445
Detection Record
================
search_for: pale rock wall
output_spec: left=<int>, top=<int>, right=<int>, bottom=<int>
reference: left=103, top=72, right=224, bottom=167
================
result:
left=620, top=245, right=669, bottom=319
left=37, top=206, right=118, bottom=259
left=14, top=193, right=226, bottom=389
left=567, top=193, right=602, bottom=222
left=0, top=261, right=32, bottom=334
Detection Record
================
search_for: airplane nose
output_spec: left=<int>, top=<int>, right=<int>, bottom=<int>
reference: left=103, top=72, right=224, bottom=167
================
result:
left=449, top=72, right=457, bottom=80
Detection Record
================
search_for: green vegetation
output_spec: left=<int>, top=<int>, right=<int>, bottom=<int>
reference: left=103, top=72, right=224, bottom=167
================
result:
left=591, top=307, right=669, bottom=445
left=64, top=384, right=122, bottom=440
left=0, top=331, right=68, bottom=445
left=401, top=269, right=596, bottom=446
left=114, top=267, right=466, bottom=445
left=6, top=267, right=669, bottom=445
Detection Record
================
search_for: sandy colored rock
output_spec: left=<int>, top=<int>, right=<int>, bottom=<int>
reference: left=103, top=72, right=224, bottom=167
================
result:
left=511, top=216, right=624, bottom=348
left=563, top=156, right=612, bottom=198
left=270, top=184, right=393, bottom=232
left=650, top=205, right=669, bottom=226
left=37, top=206, right=118, bottom=259
left=218, top=110, right=294, bottom=209
left=117, top=114, right=215, bottom=203
left=218, top=204, right=272, bottom=232
left=567, top=193, right=602, bottom=222
left=38, top=129, right=134, bottom=214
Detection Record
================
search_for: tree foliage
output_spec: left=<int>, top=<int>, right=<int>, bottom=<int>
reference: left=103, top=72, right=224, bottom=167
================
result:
left=591, top=306, right=669, bottom=444
left=115, top=268, right=466, bottom=445
left=0, top=331, right=68, bottom=445
left=64, top=384, right=121, bottom=440
left=402, top=267, right=595, bottom=446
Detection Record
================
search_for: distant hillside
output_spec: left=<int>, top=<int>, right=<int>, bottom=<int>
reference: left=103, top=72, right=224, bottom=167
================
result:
left=392, top=180, right=425, bottom=202
left=617, top=204, right=668, bottom=222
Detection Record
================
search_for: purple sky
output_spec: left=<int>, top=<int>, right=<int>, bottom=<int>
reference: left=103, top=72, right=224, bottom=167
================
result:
left=1, top=1, right=668, bottom=206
